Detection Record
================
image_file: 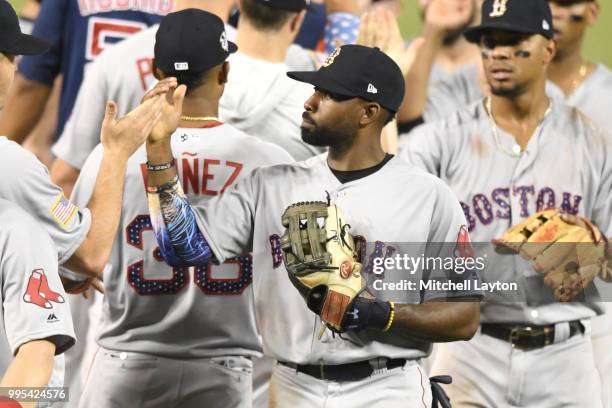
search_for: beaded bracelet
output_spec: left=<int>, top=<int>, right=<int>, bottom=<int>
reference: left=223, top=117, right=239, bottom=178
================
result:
left=383, top=301, right=395, bottom=332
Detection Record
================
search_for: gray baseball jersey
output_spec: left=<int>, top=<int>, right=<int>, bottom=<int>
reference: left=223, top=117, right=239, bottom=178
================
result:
left=0, top=137, right=91, bottom=264
left=419, top=63, right=612, bottom=131
left=192, top=154, right=480, bottom=364
left=0, top=199, right=76, bottom=377
left=399, top=99, right=612, bottom=324
left=68, top=123, right=293, bottom=358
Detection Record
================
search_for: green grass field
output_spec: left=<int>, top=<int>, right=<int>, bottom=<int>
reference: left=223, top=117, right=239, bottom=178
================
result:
left=8, top=0, right=612, bottom=66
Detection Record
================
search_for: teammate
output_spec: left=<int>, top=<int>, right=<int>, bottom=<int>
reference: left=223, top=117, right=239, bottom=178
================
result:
left=0, top=0, right=171, bottom=144
left=67, top=10, right=293, bottom=408
left=0, top=200, right=76, bottom=408
left=144, top=43, right=481, bottom=407
left=399, top=0, right=612, bottom=406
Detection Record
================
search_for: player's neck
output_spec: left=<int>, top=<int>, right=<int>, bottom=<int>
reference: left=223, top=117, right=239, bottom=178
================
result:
left=490, top=86, right=550, bottom=148
left=548, top=48, right=593, bottom=96
left=435, top=39, right=480, bottom=73
left=236, top=21, right=292, bottom=63
left=327, top=133, right=386, bottom=172
left=178, top=96, right=220, bottom=128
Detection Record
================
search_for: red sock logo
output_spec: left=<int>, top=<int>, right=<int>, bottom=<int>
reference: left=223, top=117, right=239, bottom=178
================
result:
left=23, top=270, right=52, bottom=309
left=38, top=270, right=65, bottom=304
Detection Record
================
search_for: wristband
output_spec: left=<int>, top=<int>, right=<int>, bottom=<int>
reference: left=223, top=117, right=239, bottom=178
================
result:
left=146, top=160, right=175, bottom=172
left=383, top=301, right=395, bottom=332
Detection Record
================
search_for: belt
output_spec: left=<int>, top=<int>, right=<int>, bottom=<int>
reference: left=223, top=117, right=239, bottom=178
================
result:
left=481, top=321, right=584, bottom=350
left=278, top=358, right=407, bottom=382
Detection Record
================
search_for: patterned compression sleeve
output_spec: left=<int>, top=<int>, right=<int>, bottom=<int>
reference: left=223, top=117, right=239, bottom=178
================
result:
left=324, top=12, right=360, bottom=55
left=147, top=176, right=213, bottom=267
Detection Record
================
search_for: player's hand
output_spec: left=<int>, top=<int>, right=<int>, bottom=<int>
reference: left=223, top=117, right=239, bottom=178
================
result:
left=424, top=0, right=473, bottom=35
left=144, top=80, right=187, bottom=144
left=357, top=8, right=422, bottom=76
left=100, top=96, right=163, bottom=160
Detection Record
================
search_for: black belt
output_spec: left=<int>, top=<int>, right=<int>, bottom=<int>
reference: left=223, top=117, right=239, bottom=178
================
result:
left=481, top=321, right=584, bottom=350
left=278, top=358, right=407, bottom=382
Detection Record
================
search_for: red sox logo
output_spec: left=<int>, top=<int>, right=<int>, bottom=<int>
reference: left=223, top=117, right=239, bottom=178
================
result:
left=23, top=269, right=65, bottom=309
left=454, top=225, right=475, bottom=259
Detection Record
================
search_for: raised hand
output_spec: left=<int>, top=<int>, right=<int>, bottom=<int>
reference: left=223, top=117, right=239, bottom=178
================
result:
left=357, top=8, right=422, bottom=76
left=100, top=96, right=163, bottom=160
left=142, top=78, right=187, bottom=144
left=424, top=0, right=474, bottom=34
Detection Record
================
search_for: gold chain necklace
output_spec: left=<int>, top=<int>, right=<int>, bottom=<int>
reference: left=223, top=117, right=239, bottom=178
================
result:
left=485, top=97, right=552, bottom=158
left=570, top=61, right=589, bottom=93
left=180, top=115, right=220, bottom=122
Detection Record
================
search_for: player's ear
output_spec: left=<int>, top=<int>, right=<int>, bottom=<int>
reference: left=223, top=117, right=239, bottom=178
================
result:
left=543, top=38, right=556, bottom=65
left=219, top=61, right=230, bottom=85
left=586, top=2, right=600, bottom=26
left=360, top=102, right=382, bottom=127
left=290, top=10, right=307, bottom=34
left=152, top=60, right=165, bottom=81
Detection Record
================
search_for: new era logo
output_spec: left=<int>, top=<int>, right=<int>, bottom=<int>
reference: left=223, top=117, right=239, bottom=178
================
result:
left=367, top=83, right=378, bottom=94
left=542, top=20, right=550, bottom=30
left=174, top=62, right=189, bottom=71
left=47, top=313, right=59, bottom=322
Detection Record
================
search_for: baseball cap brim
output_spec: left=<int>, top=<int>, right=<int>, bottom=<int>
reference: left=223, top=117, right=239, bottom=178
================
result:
left=2, top=32, right=50, bottom=55
left=464, top=23, right=549, bottom=44
left=287, top=70, right=357, bottom=98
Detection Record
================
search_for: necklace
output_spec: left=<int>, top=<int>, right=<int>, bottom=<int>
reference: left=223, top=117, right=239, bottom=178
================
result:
left=180, top=115, right=220, bottom=122
left=485, top=97, right=552, bottom=158
left=570, top=61, right=589, bottom=93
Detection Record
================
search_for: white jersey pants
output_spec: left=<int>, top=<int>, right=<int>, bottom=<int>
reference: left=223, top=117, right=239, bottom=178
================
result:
left=79, top=347, right=253, bottom=408
left=430, top=323, right=602, bottom=408
left=268, top=359, right=433, bottom=408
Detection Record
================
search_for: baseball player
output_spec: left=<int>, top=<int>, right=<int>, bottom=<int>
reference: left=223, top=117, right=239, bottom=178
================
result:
left=0, top=0, right=171, bottom=145
left=399, top=0, right=612, bottom=406
left=145, top=43, right=482, bottom=407
left=0, top=199, right=76, bottom=408
left=68, top=9, right=293, bottom=408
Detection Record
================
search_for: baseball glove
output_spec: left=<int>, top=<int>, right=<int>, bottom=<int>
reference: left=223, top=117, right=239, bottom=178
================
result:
left=493, top=209, right=609, bottom=302
left=280, top=201, right=368, bottom=332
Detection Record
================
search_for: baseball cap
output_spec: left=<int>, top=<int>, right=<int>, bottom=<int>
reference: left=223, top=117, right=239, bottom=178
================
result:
left=464, top=0, right=554, bottom=44
left=287, top=45, right=405, bottom=113
left=154, top=9, right=237, bottom=76
left=0, top=0, right=49, bottom=55
left=253, top=0, right=312, bottom=12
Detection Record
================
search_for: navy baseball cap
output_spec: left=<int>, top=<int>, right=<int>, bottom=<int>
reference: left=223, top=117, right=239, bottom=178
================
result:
left=287, top=45, right=405, bottom=113
left=253, top=0, right=313, bottom=12
left=0, top=0, right=49, bottom=55
left=465, top=0, right=554, bottom=43
left=155, top=9, right=237, bottom=76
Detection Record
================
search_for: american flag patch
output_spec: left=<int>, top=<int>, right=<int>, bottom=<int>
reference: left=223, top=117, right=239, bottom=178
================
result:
left=50, top=194, right=78, bottom=228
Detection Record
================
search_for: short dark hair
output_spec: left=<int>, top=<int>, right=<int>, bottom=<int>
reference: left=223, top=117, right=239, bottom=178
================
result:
left=174, top=71, right=207, bottom=96
left=240, top=0, right=296, bottom=31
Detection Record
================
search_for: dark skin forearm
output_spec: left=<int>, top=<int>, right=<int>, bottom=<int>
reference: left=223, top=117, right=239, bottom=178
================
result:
left=397, top=28, right=445, bottom=123
left=0, top=74, right=51, bottom=143
left=389, top=297, right=480, bottom=342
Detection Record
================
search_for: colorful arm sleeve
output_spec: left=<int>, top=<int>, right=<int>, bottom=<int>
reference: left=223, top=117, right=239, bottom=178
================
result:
left=323, top=12, right=360, bottom=55
left=147, top=176, right=213, bottom=267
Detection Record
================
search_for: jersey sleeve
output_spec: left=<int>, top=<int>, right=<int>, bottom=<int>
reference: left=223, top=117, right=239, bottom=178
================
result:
left=17, top=0, right=68, bottom=86
left=192, top=170, right=259, bottom=263
left=421, top=180, right=484, bottom=302
left=398, top=123, right=444, bottom=177
left=52, top=59, right=108, bottom=170
left=591, top=129, right=612, bottom=237
left=2, top=213, right=76, bottom=356
left=0, top=141, right=91, bottom=264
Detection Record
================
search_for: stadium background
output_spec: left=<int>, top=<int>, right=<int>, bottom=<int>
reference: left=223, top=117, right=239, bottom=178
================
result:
left=8, top=0, right=612, bottom=73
